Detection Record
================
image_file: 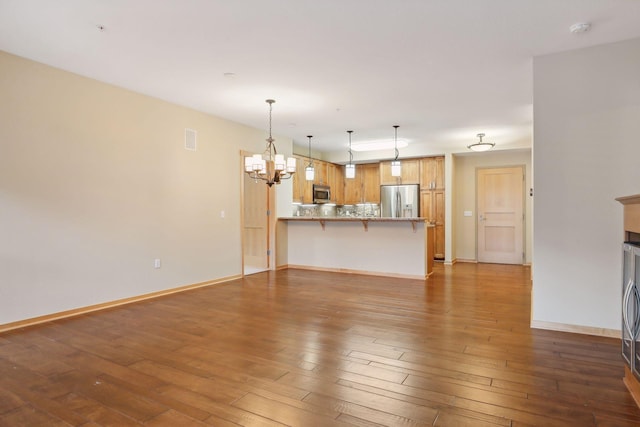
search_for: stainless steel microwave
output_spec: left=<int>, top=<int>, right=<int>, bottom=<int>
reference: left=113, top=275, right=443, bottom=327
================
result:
left=313, top=184, right=331, bottom=204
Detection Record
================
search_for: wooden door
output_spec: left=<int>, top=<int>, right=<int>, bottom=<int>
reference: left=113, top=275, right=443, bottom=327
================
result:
left=433, top=190, right=445, bottom=259
left=420, top=190, right=445, bottom=259
left=477, top=166, right=524, bottom=264
left=242, top=152, right=270, bottom=274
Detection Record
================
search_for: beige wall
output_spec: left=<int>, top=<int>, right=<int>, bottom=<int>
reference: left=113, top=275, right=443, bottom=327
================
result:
left=533, top=37, right=640, bottom=332
left=0, top=51, right=292, bottom=325
left=453, top=149, right=532, bottom=263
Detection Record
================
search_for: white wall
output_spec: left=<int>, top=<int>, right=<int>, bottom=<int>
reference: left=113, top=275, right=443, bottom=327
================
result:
left=0, top=51, right=292, bottom=325
left=453, top=149, right=532, bottom=263
left=532, top=37, right=640, bottom=332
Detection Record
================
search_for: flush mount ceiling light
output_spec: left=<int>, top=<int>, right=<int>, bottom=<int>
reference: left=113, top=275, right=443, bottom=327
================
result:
left=244, top=99, right=296, bottom=186
left=345, top=130, right=356, bottom=179
left=391, top=125, right=401, bottom=177
left=305, top=135, right=315, bottom=181
left=467, top=133, right=495, bottom=152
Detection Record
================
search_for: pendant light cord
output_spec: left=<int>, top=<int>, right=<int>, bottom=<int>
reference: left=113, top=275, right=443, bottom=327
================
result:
left=393, top=125, right=399, bottom=161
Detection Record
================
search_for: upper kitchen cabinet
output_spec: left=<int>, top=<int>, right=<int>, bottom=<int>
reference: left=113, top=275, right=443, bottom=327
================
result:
left=293, top=155, right=311, bottom=203
left=292, top=156, right=335, bottom=203
left=379, top=159, right=420, bottom=185
left=343, top=168, right=361, bottom=205
left=313, top=161, right=329, bottom=186
left=327, top=163, right=344, bottom=204
left=362, top=163, right=381, bottom=204
left=343, top=163, right=380, bottom=204
left=420, top=156, right=444, bottom=190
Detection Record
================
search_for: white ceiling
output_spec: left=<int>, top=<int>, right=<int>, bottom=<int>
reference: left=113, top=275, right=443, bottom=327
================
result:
left=1, top=0, right=640, bottom=159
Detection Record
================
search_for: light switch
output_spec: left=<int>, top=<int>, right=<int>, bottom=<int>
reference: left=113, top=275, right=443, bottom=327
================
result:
left=464, top=210, right=473, bottom=217
left=220, top=210, right=225, bottom=218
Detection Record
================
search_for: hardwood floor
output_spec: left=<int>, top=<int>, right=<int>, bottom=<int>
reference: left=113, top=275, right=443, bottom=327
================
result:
left=1, top=263, right=639, bottom=426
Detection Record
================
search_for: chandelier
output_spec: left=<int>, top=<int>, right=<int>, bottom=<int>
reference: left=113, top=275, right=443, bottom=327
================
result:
left=467, top=133, right=495, bottom=152
left=244, top=99, right=296, bottom=186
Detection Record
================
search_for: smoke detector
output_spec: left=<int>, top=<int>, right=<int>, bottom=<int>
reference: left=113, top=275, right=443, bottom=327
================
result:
left=570, top=23, right=591, bottom=34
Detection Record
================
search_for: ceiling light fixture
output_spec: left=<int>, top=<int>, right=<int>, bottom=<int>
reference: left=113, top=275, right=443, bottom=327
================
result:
left=391, top=125, right=401, bottom=177
left=467, top=133, right=495, bottom=152
left=244, top=99, right=296, bottom=186
left=345, top=130, right=356, bottom=179
left=305, top=135, right=315, bottom=181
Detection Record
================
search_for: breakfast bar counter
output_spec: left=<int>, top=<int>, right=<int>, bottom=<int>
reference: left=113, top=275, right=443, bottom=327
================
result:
left=276, top=217, right=434, bottom=279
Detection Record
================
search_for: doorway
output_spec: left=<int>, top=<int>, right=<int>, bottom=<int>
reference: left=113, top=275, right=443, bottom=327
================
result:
left=477, top=166, right=524, bottom=264
left=241, top=151, right=272, bottom=275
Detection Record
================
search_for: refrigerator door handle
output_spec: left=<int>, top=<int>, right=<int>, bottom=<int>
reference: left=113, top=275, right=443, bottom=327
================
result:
left=634, top=283, right=640, bottom=338
left=395, top=189, right=402, bottom=218
left=624, top=279, right=635, bottom=339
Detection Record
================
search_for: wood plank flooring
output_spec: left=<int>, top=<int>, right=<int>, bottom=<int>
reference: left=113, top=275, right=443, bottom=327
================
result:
left=1, top=263, right=639, bottom=426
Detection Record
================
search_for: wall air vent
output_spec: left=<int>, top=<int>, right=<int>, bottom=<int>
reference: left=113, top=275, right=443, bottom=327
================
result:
left=185, top=128, right=197, bottom=151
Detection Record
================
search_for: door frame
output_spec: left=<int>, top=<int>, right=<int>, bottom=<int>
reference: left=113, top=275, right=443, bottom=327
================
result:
left=240, top=150, right=274, bottom=276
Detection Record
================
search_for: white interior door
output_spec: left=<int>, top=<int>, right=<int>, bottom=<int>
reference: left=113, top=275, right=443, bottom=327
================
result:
left=242, top=153, right=270, bottom=275
left=477, top=166, right=524, bottom=264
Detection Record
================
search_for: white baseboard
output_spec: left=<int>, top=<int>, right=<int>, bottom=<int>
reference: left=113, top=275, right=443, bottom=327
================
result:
left=0, top=274, right=241, bottom=333
left=531, top=320, right=620, bottom=339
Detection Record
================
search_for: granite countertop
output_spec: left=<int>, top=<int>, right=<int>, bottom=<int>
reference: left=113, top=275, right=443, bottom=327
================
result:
left=279, top=217, right=431, bottom=223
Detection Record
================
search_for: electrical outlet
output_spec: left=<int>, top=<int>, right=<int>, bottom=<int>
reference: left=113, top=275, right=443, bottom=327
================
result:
left=154, top=259, right=161, bottom=269
left=220, top=210, right=225, bottom=218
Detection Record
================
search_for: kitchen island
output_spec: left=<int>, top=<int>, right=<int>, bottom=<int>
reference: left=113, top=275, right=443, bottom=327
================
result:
left=276, top=217, right=434, bottom=279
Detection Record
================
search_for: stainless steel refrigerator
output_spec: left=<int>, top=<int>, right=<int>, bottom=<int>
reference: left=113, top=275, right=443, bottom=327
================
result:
left=380, top=184, right=420, bottom=218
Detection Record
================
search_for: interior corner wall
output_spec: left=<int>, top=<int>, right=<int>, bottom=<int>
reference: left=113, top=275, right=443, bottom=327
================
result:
left=0, top=51, right=287, bottom=325
left=532, top=37, right=640, bottom=331
left=453, top=149, right=532, bottom=263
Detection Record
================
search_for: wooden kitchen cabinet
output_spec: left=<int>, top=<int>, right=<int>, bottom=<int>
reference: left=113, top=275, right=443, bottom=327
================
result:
left=420, top=187, right=445, bottom=260
left=293, top=156, right=334, bottom=203
left=292, top=155, right=313, bottom=203
left=343, top=168, right=361, bottom=204
left=420, top=156, right=444, bottom=190
left=342, top=163, right=379, bottom=204
left=327, top=163, right=344, bottom=204
left=314, top=161, right=328, bottom=186
left=379, top=159, right=420, bottom=185
left=361, top=163, right=380, bottom=204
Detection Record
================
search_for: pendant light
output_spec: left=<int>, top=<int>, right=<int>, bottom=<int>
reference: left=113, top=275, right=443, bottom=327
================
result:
left=345, top=130, right=356, bottom=179
left=305, top=135, right=315, bottom=181
left=244, top=99, right=296, bottom=186
left=391, top=125, right=401, bottom=177
left=467, top=133, right=495, bottom=152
